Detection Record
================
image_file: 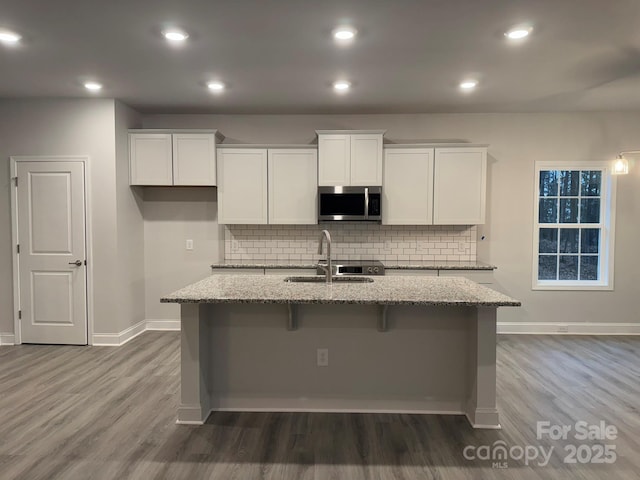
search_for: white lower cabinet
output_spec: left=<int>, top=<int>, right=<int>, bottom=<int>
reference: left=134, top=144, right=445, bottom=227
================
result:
left=385, top=269, right=438, bottom=277
left=438, top=269, right=493, bottom=284
left=264, top=268, right=316, bottom=276
left=211, top=268, right=317, bottom=276
left=386, top=268, right=493, bottom=283
left=211, top=268, right=265, bottom=275
left=217, top=147, right=317, bottom=225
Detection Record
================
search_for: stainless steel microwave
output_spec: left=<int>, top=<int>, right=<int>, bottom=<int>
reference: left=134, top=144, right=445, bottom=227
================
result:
left=318, top=186, right=382, bottom=222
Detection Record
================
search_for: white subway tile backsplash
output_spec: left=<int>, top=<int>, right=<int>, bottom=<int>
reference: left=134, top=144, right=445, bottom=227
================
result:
left=225, top=224, right=477, bottom=262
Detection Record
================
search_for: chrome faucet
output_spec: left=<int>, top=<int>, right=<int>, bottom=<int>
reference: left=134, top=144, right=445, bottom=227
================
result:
left=317, top=229, right=332, bottom=284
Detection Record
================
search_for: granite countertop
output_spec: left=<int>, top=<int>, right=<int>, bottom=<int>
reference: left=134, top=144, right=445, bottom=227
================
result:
left=211, top=260, right=496, bottom=270
left=162, top=274, right=520, bottom=307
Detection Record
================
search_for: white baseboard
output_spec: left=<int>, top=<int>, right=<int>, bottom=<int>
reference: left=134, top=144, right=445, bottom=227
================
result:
left=498, top=322, right=640, bottom=335
left=209, top=394, right=466, bottom=415
left=0, top=333, right=16, bottom=345
left=92, top=319, right=147, bottom=346
left=146, top=319, right=180, bottom=331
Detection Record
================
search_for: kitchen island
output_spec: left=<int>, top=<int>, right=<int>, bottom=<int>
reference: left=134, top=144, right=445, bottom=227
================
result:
left=161, top=274, right=520, bottom=429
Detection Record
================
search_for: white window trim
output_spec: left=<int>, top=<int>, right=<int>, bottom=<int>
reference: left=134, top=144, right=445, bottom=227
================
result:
left=532, top=161, right=616, bottom=291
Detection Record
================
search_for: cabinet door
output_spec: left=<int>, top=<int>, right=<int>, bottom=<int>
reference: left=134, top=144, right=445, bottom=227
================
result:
left=382, top=148, right=433, bottom=225
left=268, top=149, right=318, bottom=224
left=350, top=134, right=383, bottom=186
left=129, top=133, right=173, bottom=185
left=433, top=147, right=487, bottom=224
left=217, top=149, right=268, bottom=224
left=172, top=133, right=217, bottom=186
left=318, top=134, right=350, bottom=186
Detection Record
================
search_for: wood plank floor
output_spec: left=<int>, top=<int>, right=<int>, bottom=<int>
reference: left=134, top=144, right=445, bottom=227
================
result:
left=1, top=332, right=638, bottom=479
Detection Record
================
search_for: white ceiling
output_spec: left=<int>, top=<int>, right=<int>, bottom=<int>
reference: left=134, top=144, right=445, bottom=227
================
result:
left=2, top=0, right=640, bottom=114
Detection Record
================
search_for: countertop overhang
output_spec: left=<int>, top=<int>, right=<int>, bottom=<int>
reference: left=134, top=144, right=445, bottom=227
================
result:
left=161, top=274, right=520, bottom=307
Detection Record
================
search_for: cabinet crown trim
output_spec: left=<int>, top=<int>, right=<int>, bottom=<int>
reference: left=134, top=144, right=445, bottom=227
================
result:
left=316, top=130, right=386, bottom=135
left=217, top=144, right=316, bottom=149
left=384, top=143, right=489, bottom=149
left=129, top=129, right=225, bottom=141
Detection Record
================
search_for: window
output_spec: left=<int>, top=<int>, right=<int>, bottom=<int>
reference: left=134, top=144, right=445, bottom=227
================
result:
left=533, top=162, right=616, bottom=290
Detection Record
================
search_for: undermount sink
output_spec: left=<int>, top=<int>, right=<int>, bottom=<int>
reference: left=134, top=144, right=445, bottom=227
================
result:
left=284, top=276, right=374, bottom=283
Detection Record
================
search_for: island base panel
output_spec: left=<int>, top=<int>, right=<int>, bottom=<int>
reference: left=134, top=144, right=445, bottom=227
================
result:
left=178, top=303, right=499, bottom=428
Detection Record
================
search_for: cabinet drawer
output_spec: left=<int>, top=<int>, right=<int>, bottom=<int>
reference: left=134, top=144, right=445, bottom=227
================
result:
left=264, top=268, right=317, bottom=276
left=385, top=269, right=438, bottom=276
left=438, top=270, right=493, bottom=284
left=211, top=268, right=264, bottom=275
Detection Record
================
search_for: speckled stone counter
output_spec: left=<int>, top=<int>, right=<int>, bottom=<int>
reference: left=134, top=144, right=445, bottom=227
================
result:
left=162, top=274, right=519, bottom=306
left=385, top=260, right=495, bottom=270
left=210, top=260, right=495, bottom=270
left=171, top=274, right=519, bottom=429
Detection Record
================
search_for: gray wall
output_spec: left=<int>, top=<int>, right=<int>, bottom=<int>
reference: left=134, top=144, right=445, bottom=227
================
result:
left=2, top=107, right=638, bottom=337
left=0, top=99, right=146, bottom=338
left=143, top=187, right=223, bottom=321
left=114, top=101, right=145, bottom=332
left=143, top=113, right=640, bottom=326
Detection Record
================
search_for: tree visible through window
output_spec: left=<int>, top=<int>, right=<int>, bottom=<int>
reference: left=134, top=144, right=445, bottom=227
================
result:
left=534, top=163, right=615, bottom=290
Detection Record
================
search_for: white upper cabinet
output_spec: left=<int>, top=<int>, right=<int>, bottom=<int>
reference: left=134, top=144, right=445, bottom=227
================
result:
left=217, top=147, right=318, bottom=225
left=317, top=134, right=350, bottom=185
left=433, top=147, right=487, bottom=224
left=268, top=149, right=318, bottom=224
left=350, top=134, right=384, bottom=186
left=172, top=133, right=217, bottom=185
left=317, top=130, right=384, bottom=186
left=129, top=133, right=173, bottom=185
left=383, top=145, right=487, bottom=225
left=217, top=149, right=269, bottom=224
left=129, top=130, right=223, bottom=186
left=383, top=148, right=434, bottom=225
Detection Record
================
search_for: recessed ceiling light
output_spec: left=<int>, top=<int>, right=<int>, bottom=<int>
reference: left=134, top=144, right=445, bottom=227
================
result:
left=333, top=80, right=351, bottom=92
left=207, top=81, right=225, bottom=92
left=505, top=26, right=532, bottom=40
left=163, top=29, right=189, bottom=42
left=332, top=26, right=357, bottom=41
left=0, top=29, right=21, bottom=44
left=459, top=80, right=478, bottom=90
left=84, top=82, right=103, bottom=92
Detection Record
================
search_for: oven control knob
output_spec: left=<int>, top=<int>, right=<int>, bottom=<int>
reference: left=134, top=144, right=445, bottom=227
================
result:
left=367, top=267, right=373, bottom=273
left=373, top=267, right=379, bottom=273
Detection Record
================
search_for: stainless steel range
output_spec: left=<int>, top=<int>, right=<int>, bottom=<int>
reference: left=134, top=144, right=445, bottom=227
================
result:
left=316, top=260, right=385, bottom=276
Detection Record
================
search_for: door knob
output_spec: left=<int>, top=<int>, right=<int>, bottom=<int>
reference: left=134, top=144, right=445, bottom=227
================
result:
left=68, top=260, right=83, bottom=267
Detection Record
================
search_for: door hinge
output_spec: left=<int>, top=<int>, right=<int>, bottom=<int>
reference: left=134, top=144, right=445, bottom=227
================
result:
left=13, top=176, right=18, bottom=187
left=16, top=244, right=20, bottom=254
left=18, top=310, right=22, bottom=320
left=84, top=260, right=87, bottom=266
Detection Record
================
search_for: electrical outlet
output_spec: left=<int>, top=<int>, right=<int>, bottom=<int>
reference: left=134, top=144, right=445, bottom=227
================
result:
left=317, top=348, right=329, bottom=367
left=186, top=239, right=193, bottom=251
left=384, top=240, right=392, bottom=251
left=557, top=324, right=569, bottom=333
left=232, top=240, right=239, bottom=252
left=458, top=242, right=466, bottom=253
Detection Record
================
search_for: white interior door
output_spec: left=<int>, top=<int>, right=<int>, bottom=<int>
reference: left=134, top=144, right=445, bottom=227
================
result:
left=16, top=161, right=88, bottom=345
